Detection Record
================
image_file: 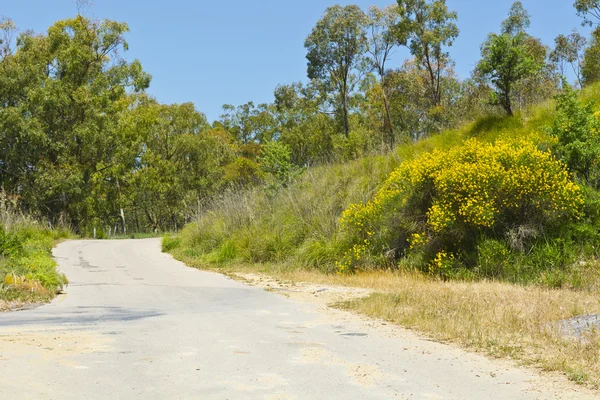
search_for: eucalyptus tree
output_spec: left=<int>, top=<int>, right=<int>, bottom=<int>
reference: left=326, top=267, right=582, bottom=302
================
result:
left=395, top=0, right=459, bottom=108
left=220, top=102, right=278, bottom=145
left=477, top=2, right=543, bottom=116
left=274, top=82, right=336, bottom=166
left=582, top=27, right=600, bottom=84
left=0, top=17, right=16, bottom=58
left=305, top=5, right=368, bottom=137
left=365, top=5, right=400, bottom=148
left=575, top=0, right=600, bottom=26
left=0, top=15, right=151, bottom=229
left=550, top=31, right=587, bottom=87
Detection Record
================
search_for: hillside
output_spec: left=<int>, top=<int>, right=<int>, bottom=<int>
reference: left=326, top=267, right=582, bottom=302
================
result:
left=167, top=84, right=599, bottom=286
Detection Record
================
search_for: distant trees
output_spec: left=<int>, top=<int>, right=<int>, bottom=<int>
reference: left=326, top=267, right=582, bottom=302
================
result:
left=582, top=28, right=600, bottom=84
left=550, top=31, right=587, bottom=87
left=365, top=5, right=399, bottom=148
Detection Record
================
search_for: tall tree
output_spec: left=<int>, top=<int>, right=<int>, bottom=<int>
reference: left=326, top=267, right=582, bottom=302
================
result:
left=550, top=31, right=587, bottom=87
left=365, top=5, right=400, bottom=148
left=395, top=0, right=459, bottom=108
left=476, top=2, right=543, bottom=116
left=0, top=16, right=151, bottom=229
left=582, top=27, right=600, bottom=84
left=501, top=1, right=530, bottom=35
left=305, top=5, right=367, bottom=137
left=574, top=0, right=600, bottom=26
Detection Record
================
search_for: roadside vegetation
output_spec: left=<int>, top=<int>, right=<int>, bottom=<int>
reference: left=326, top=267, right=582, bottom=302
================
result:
left=0, top=194, right=70, bottom=309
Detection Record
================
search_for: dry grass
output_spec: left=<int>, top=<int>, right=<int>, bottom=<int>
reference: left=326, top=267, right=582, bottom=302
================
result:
left=295, top=268, right=600, bottom=388
left=341, top=290, right=599, bottom=387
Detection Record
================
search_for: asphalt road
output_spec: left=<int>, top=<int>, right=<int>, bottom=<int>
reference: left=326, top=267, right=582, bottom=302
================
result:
left=0, top=239, right=595, bottom=399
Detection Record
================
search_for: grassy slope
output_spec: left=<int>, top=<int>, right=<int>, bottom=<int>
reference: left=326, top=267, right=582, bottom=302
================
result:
left=165, top=84, right=600, bottom=388
left=167, top=95, right=560, bottom=271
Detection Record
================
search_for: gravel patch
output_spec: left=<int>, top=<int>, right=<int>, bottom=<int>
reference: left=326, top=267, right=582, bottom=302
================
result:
left=558, top=314, right=600, bottom=341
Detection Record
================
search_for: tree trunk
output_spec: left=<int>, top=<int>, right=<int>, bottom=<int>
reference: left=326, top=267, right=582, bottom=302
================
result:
left=342, top=91, right=349, bottom=138
left=381, top=88, right=394, bottom=150
left=120, top=207, right=126, bottom=235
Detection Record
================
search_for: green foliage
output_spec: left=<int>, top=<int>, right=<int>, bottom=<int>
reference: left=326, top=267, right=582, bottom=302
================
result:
left=395, top=0, right=459, bottom=107
left=0, top=221, right=70, bottom=301
left=170, top=154, right=402, bottom=271
left=305, top=5, right=367, bottom=137
left=259, top=141, right=297, bottom=187
left=477, top=3, right=543, bottom=116
left=162, top=235, right=181, bottom=252
left=582, top=27, right=600, bottom=85
left=550, top=31, right=586, bottom=87
left=548, top=83, right=600, bottom=185
left=340, top=138, right=583, bottom=276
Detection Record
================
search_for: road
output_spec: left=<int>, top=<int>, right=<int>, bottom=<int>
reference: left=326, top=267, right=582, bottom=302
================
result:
left=0, top=239, right=596, bottom=399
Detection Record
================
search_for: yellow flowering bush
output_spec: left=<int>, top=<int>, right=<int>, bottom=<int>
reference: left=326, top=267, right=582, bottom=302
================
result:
left=338, top=138, right=584, bottom=274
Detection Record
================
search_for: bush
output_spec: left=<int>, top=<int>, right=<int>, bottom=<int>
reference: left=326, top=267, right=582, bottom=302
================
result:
left=0, top=221, right=69, bottom=299
left=549, top=83, right=600, bottom=187
left=340, top=138, right=584, bottom=276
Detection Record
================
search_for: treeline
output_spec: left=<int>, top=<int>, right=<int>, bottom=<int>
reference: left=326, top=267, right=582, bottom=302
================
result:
left=1, top=1, right=600, bottom=234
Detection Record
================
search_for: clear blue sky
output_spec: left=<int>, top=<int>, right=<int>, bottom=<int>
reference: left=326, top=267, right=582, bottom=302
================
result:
left=2, top=0, right=591, bottom=122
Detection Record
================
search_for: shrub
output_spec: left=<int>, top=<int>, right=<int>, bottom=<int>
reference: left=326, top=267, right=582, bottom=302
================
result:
left=0, top=222, right=69, bottom=298
left=549, top=83, right=600, bottom=187
left=162, top=234, right=181, bottom=252
left=340, top=138, right=584, bottom=275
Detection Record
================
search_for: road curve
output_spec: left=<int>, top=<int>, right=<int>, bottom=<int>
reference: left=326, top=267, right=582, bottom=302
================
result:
left=0, top=239, right=595, bottom=399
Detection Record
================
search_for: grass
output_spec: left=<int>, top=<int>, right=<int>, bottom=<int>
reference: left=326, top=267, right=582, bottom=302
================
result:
left=336, top=272, right=600, bottom=388
left=0, top=203, right=72, bottom=307
left=107, top=232, right=165, bottom=240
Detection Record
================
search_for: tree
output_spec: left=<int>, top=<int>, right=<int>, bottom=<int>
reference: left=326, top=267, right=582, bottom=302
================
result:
left=501, top=1, right=530, bottom=35
left=582, top=27, right=600, bottom=85
left=395, top=0, right=459, bottom=108
left=550, top=31, right=587, bottom=87
left=220, top=102, right=277, bottom=145
left=305, top=5, right=367, bottom=137
left=274, top=82, right=336, bottom=166
left=0, top=16, right=151, bottom=229
left=476, top=2, right=543, bottom=116
left=512, top=37, right=558, bottom=112
left=365, top=5, right=400, bottom=149
left=574, top=0, right=600, bottom=26
left=0, top=17, right=16, bottom=58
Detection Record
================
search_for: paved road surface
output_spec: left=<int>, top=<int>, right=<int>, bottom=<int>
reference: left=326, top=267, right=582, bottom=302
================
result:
left=0, top=239, right=595, bottom=399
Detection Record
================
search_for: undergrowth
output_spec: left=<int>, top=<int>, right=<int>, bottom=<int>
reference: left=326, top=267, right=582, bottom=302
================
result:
left=0, top=203, right=71, bottom=305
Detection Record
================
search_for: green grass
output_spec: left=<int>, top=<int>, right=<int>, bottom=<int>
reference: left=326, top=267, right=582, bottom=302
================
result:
left=106, top=232, right=165, bottom=240
left=0, top=219, right=72, bottom=306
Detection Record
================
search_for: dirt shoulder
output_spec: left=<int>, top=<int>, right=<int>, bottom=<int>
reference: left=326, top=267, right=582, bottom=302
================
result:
left=234, top=272, right=373, bottom=305
left=229, top=270, right=600, bottom=395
